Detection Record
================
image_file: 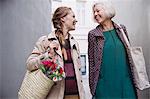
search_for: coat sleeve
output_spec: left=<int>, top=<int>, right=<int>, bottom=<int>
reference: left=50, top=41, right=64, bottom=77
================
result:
left=26, top=36, right=51, bottom=71
left=88, top=32, right=95, bottom=96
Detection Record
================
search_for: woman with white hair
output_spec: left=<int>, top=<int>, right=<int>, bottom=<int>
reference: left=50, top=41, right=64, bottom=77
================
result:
left=88, top=1, right=137, bottom=99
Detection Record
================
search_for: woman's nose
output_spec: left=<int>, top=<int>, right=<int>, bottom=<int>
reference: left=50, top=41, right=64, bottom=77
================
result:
left=94, top=11, right=98, bottom=16
left=75, top=19, right=78, bottom=23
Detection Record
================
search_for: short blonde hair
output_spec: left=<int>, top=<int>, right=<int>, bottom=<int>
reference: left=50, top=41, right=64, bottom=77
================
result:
left=93, top=1, right=116, bottom=19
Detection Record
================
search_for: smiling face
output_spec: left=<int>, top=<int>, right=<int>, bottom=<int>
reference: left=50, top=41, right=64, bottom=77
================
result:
left=61, top=10, right=77, bottom=31
left=93, top=4, right=109, bottom=24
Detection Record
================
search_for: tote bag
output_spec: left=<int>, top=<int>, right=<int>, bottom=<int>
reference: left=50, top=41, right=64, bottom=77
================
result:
left=119, top=24, right=150, bottom=90
left=18, top=69, right=54, bottom=99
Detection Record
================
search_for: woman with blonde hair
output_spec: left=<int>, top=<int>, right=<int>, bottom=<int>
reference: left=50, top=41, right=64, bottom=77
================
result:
left=88, top=1, right=137, bottom=99
left=26, top=6, right=84, bottom=99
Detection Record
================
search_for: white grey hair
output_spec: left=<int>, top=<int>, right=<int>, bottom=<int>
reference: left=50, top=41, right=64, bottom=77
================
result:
left=93, top=0, right=116, bottom=19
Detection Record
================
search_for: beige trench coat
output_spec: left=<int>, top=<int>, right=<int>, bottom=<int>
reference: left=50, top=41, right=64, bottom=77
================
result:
left=26, top=31, right=85, bottom=99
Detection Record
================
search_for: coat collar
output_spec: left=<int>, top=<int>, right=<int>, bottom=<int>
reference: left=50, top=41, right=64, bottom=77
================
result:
left=69, top=34, right=77, bottom=50
left=48, top=31, right=77, bottom=46
left=93, top=21, right=121, bottom=37
left=47, top=31, right=76, bottom=44
left=47, top=31, right=78, bottom=57
left=93, top=21, right=128, bottom=49
left=48, top=31, right=57, bottom=39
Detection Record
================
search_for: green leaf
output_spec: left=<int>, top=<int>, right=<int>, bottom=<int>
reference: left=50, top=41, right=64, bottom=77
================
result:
left=40, top=66, right=46, bottom=73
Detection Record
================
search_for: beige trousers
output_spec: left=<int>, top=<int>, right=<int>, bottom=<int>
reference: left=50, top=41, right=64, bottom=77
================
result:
left=64, top=95, right=79, bottom=99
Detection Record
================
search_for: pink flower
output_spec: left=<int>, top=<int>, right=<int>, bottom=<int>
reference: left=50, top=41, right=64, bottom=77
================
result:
left=40, top=59, right=65, bottom=82
left=59, top=67, right=63, bottom=74
left=41, top=60, right=54, bottom=68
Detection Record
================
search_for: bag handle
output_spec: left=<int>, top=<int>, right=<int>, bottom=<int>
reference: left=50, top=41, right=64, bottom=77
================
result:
left=118, top=24, right=131, bottom=47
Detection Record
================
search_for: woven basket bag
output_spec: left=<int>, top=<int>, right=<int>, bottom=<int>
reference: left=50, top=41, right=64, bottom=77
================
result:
left=18, top=69, right=54, bottom=99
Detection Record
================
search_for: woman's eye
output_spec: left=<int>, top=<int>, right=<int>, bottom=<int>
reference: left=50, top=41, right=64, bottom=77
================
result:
left=97, top=10, right=100, bottom=12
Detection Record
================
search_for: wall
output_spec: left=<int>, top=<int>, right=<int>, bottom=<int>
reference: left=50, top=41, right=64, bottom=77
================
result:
left=1, top=0, right=51, bottom=98
left=147, top=0, right=150, bottom=77
left=147, top=1, right=150, bottom=99
left=0, top=0, right=2, bottom=97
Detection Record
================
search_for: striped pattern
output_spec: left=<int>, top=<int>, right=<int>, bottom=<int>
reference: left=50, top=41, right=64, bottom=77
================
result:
left=18, top=70, right=54, bottom=99
left=88, top=22, right=138, bottom=98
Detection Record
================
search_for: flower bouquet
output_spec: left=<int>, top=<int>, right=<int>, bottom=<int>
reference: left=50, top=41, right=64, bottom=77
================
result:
left=40, top=59, right=65, bottom=82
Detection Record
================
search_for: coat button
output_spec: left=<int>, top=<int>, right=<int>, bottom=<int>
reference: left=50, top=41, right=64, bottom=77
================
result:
left=81, top=80, right=83, bottom=83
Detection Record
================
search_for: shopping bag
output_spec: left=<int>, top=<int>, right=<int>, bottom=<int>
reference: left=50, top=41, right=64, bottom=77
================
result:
left=119, top=24, right=150, bottom=90
left=18, top=69, right=54, bottom=99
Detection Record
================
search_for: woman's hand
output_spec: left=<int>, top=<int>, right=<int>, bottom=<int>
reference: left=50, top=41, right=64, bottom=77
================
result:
left=48, top=41, right=59, bottom=57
